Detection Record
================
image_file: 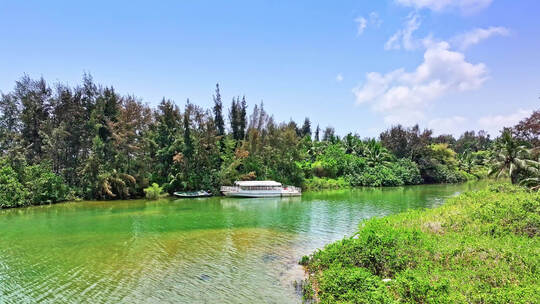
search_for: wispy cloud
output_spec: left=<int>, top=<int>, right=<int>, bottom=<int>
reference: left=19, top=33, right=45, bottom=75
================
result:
left=428, top=116, right=467, bottom=135
left=452, top=26, right=510, bottom=50
left=354, top=12, right=382, bottom=36
left=354, top=17, right=367, bottom=36
left=395, top=0, right=493, bottom=13
left=384, top=13, right=421, bottom=51
left=478, top=109, right=532, bottom=135
left=336, top=73, right=344, bottom=82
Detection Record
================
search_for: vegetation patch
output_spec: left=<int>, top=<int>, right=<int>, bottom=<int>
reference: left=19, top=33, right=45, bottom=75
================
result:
left=301, top=184, right=540, bottom=303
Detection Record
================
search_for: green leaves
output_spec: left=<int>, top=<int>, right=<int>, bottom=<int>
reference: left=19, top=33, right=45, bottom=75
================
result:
left=302, top=185, right=540, bottom=303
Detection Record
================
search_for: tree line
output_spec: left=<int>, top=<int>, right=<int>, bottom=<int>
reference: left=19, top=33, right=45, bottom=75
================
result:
left=1, top=74, right=539, bottom=207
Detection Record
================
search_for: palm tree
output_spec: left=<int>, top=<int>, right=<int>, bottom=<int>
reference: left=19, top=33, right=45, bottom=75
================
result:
left=458, top=150, right=476, bottom=173
left=489, top=129, right=538, bottom=184
left=342, top=133, right=365, bottom=156
left=519, top=155, right=540, bottom=190
left=365, top=139, right=393, bottom=167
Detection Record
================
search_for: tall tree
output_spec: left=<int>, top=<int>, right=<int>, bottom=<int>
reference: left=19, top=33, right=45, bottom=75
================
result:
left=315, top=124, right=320, bottom=142
left=229, top=97, right=239, bottom=140
left=16, top=76, right=51, bottom=164
left=183, top=100, right=194, bottom=159
left=301, top=117, right=312, bottom=137
left=322, top=126, right=335, bottom=142
left=0, top=93, right=21, bottom=156
left=489, top=129, right=537, bottom=184
left=239, top=96, right=247, bottom=140
left=212, top=83, right=225, bottom=137
left=513, top=110, right=540, bottom=146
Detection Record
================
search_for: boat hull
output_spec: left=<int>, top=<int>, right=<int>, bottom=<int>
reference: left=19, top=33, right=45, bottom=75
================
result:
left=173, top=191, right=212, bottom=198
left=222, top=190, right=301, bottom=198
left=223, top=191, right=282, bottom=198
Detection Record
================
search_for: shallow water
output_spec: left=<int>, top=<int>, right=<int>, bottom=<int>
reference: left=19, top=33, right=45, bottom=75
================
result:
left=0, top=182, right=487, bottom=303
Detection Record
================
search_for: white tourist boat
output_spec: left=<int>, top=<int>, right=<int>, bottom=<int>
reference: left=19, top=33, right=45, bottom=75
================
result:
left=220, top=180, right=301, bottom=198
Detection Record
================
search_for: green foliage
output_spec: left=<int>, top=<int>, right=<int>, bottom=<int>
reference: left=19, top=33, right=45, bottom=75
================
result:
left=0, top=159, right=28, bottom=208
left=391, top=159, right=423, bottom=185
left=0, top=158, right=68, bottom=208
left=489, top=129, right=539, bottom=184
left=22, top=163, right=69, bottom=205
left=318, top=264, right=392, bottom=304
left=1, top=74, right=535, bottom=207
left=303, top=177, right=350, bottom=191
left=144, top=183, right=163, bottom=200
left=347, top=165, right=403, bottom=187
left=302, top=184, right=540, bottom=302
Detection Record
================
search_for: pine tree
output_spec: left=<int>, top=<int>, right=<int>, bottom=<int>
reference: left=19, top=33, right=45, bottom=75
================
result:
left=315, top=124, right=320, bottom=142
left=183, top=100, right=194, bottom=159
left=301, top=117, right=311, bottom=137
left=16, top=76, right=51, bottom=164
left=239, top=96, right=247, bottom=140
left=229, top=97, right=239, bottom=140
left=212, top=83, right=225, bottom=137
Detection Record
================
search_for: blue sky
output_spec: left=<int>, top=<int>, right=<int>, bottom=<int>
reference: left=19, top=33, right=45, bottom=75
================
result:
left=1, top=0, right=539, bottom=137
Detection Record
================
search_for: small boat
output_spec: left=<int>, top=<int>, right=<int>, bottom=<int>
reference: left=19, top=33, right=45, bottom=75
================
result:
left=173, top=190, right=212, bottom=198
left=220, top=180, right=301, bottom=198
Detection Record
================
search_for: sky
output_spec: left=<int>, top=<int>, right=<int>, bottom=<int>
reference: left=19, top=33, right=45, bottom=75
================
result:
left=1, top=0, right=539, bottom=137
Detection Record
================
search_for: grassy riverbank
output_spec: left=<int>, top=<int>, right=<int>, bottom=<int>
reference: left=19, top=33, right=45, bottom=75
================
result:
left=300, top=184, right=540, bottom=303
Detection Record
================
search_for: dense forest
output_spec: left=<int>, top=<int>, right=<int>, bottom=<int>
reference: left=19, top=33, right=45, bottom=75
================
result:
left=1, top=74, right=539, bottom=208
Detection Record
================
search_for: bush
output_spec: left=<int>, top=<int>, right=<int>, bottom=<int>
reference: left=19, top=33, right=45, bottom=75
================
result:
left=302, top=184, right=540, bottom=303
left=0, top=159, right=69, bottom=208
left=318, top=264, right=392, bottom=303
left=0, top=160, right=28, bottom=208
left=144, top=183, right=163, bottom=200
left=347, top=165, right=403, bottom=187
left=391, top=159, right=423, bottom=185
left=22, top=163, right=69, bottom=205
left=423, top=163, right=466, bottom=184
left=303, top=177, right=350, bottom=191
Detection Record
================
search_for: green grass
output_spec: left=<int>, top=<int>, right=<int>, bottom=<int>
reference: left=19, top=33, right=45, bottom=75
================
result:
left=301, top=183, right=540, bottom=303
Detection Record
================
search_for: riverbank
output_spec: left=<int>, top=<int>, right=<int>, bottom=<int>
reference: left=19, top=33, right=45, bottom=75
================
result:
left=300, top=183, right=539, bottom=303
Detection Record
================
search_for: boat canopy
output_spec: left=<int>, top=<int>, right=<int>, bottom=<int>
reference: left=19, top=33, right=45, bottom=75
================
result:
left=234, top=180, right=282, bottom=187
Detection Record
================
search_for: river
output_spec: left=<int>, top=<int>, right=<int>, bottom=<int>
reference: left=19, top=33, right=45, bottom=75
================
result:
left=0, top=182, right=486, bottom=303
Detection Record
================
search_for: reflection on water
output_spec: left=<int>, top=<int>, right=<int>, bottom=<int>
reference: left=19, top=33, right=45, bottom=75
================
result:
left=0, top=181, right=487, bottom=303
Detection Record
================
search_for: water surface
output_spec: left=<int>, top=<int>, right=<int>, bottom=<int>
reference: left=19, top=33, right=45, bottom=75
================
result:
left=0, top=182, right=486, bottom=303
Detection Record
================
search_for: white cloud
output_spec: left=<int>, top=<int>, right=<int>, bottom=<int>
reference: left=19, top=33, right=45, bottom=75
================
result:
left=353, top=41, right=488, bottom=125
left=355, top=17, right=367, bottom=36
left=385, top=13, right=421, bottom=51
left=428, top=116, right=467, bottom=135
left=395, top=0, right=493, bottom=13
left=369, top=12, right=383, bottom=27
left=452, top=26, right=510, bottom=50
left=478, top=109, right=532, bottom=135
left=355, top=12, right=382, bottom=36
left=336, top=73, right=344, bottom=82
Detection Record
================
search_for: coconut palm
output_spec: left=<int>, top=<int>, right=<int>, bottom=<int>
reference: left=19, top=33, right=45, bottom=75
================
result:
left=489, top=129, right=538, bottom=184
left=458, top=150, right=476, bottom=173
left=518, top=155, right=540, bottom=190
left=365, top=139, right=393, bottom=167
left=342, top=133, right=365, bottom=156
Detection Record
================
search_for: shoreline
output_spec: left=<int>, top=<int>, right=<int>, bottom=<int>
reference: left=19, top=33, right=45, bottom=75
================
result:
left=299, top=183, right=539, bottom=303
left=0, top=180, right=486, bottom=211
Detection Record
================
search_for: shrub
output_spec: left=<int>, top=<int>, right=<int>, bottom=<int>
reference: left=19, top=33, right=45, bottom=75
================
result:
left=318, top=264, right=392, bottom=303
left=347, top=165, right=403, bottom=187
left=303, top=177, right=350, bottom=191
left=391, top=159, right=423, bottom=185
left=22, top=163, right=69, bottom=205
left=302, top=184, right=540, bottom=303
left=0, top=160, right=28, bottom=208
left=144, top=183, right=163, bottom=200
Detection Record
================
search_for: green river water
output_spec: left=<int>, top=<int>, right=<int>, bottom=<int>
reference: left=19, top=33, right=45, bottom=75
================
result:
left=0, top=182, right=486, bottom=303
